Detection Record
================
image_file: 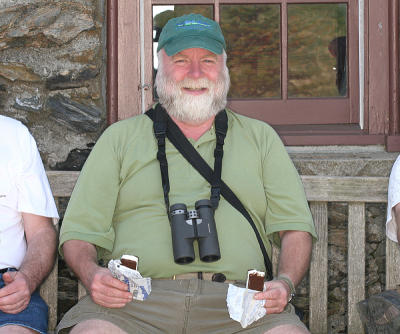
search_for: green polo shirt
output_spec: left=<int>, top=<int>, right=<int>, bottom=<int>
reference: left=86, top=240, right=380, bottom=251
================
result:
left=59, top=109, right=316, bottom=281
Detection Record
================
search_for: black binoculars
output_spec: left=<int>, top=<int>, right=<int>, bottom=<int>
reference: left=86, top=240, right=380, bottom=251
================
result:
left=169, top=199, right=221, bottom=264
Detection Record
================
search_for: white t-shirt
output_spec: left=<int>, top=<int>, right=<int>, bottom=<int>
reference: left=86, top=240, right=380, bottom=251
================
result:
left=0, top=116, right=59, bottom=269
left=387, top=154, right=400, bottom=242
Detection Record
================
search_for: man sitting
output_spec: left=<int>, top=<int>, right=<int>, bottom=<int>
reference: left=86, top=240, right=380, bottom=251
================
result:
left=0, top=116, right=58, bottom=334
left=57, top=13, right=316, bottom=334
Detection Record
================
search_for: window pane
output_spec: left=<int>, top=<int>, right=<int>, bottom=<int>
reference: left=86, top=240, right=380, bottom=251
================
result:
left=220, top=5, right=280, bottom=99
left=288, top=4, right=347, bottom=98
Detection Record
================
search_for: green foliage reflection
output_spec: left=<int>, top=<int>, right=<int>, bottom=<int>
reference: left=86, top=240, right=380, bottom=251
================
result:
left=220, top=5, right=281, bottom=99
left=288, top=4, right=347, bottom=98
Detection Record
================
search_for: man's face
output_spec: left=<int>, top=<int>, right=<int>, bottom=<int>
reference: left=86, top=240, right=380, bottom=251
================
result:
left=163, top=48, right=223, bottom=89
left=155, top=48, right=230, bottom=125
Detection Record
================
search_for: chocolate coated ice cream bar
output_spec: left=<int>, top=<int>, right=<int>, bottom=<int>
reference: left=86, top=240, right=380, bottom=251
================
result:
left=246, top=269, right=265, bottom=292
left=120, top=255, right=138, bottom=270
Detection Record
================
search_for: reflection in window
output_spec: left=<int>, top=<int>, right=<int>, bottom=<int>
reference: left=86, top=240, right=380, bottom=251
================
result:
left=288, top=4, right=347, bottom=98
left=220, top=5, right=280, bottom=99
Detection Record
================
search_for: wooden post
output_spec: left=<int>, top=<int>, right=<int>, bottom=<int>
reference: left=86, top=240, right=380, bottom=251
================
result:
left=348, top=202, right=365, bottom=334
left=309, top=201, right=328, bottom=334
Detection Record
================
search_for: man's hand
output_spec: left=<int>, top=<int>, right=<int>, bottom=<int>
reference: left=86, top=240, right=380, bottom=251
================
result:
left=86, top=266, right=132, bottom=308
left=253, top=280, right=290, bottom=314
left=253, top=230, right=312, bottom=315
left=0, top=271, right=31, bottom=314
left=63, top=240, right=132, bottom=309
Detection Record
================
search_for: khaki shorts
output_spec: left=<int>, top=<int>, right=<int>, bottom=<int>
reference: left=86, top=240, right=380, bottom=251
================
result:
left=57, top=279, right=307, bottom=334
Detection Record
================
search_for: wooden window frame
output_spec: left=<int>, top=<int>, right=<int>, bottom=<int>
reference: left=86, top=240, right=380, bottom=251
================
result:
left=107, top=0, right=400, bottom=151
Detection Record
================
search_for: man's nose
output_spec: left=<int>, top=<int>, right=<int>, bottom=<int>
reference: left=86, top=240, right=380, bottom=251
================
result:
left=188, top=61, right=203, bottom=79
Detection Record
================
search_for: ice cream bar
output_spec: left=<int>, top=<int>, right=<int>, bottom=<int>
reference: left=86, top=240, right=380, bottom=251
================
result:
left=246, top=269, right=265, bottom=292
left=120, top=255, right=138, bottom=270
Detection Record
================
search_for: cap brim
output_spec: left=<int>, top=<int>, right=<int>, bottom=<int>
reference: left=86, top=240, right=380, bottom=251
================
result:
left=163, top=35, right=224, bottom=56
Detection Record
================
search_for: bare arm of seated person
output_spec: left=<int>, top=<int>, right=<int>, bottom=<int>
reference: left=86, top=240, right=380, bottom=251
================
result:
left=254, top=230, right=312, bottom=314
left=394, top=203, right=400, bottom=245
left=0, top=213, right=57, bottom=314
left=62, top=240, right=132, bottom=308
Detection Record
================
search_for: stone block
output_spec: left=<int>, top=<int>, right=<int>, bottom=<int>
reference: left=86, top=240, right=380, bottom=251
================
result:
left=47, top=93, right=103, bottom=133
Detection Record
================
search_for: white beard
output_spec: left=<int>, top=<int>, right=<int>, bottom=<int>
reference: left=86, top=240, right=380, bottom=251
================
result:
left=155, top=65, right=230, bottom=125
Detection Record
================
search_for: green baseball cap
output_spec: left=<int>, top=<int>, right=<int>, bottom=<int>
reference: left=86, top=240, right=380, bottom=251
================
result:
left=157, top=13, right=226, bottom=56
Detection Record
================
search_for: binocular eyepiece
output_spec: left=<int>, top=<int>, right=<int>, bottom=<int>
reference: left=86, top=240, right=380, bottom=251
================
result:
left=169, top=199, right=221, bottom=264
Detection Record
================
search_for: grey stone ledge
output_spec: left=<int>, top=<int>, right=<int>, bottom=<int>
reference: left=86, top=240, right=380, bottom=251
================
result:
left=287, top=146, right=399, bottom=176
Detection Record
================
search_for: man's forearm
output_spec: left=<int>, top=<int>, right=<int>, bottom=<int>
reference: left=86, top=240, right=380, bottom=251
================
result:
left=277, top=230, right=312, bottom=286
left=62, top=239, right=100, bottom=290
left=19, top=223, right=57, bottom=293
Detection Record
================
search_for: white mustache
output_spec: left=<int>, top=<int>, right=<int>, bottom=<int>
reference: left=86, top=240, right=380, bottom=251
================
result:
left=178, top=78, right=212, bottom=91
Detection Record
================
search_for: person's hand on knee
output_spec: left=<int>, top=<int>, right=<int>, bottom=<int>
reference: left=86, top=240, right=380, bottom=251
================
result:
left=87, top=267, right=132, bottom=308
left=0, top=271, right=31, bottom=314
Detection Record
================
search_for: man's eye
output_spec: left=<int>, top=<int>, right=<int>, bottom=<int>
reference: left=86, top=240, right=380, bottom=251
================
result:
left=203, top=59, right=216, bottom=64
left=174, top=59, right=186, bottom=64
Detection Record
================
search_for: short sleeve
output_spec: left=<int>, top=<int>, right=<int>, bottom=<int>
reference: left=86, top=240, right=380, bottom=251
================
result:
left=262, top=127, right=317, bottom=247
left=386, top=155, right=400, bottom=242
left=59, top=125, right=122, bottom=256
left=15, top=126, right=59, bottom=220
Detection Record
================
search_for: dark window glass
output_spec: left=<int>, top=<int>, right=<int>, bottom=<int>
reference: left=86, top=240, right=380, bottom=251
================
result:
left=220, top=4, right=281, bottom=99
left=288, top=4, right=347, bottom=98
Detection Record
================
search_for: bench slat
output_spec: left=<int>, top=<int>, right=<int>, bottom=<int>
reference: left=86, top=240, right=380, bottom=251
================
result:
left=301, top=176, right=388, bottom=202
left=348, top=202, right=365, bottom=334
left=309, top=202, right=328, bottom=334
left=386, top=238, right=400, bottom=289
left=78, top=281, right=87, bottom=300
left=47, top=171, right=80, bottom=197
left=40, top=261, right=58, bottom=332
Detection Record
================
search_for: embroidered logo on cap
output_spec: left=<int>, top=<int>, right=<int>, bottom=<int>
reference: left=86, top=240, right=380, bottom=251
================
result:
left=177, top=20, right=211, bottom=29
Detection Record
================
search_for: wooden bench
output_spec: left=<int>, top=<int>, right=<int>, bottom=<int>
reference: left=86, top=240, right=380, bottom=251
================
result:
left=42, top=171, right=400, bottom=334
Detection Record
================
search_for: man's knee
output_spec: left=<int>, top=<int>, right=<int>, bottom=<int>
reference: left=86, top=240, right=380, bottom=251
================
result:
left=264, top=324, right=310, bottom=334
left=0, top=325, right=37, bottom=333
left=69, top=319, right=128, bottom=334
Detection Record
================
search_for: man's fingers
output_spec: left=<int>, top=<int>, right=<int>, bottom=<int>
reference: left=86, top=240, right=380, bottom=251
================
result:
left=254, top=280, right=288, bottom=300
left=90, top=273, right=132, bottom=306
left=100, top=274, right=130, bottom=291
left=87, top=267, right=132, bottom=308
left=0, top=282, right=18, bottom=298
left=2, top=271, right=17, bottom=284
left=253, top=280, right=290, bottom=314
left=254, top=288, right=281, bottom=301
left=91, top=273, right=131, bottom=299
left=0, top=287, right=27, bottom=306
left=91, top=288, right=132, bottom=308
left=91, top=284, right=132, bottom=301
left=0, top=293, right=30, bottom=314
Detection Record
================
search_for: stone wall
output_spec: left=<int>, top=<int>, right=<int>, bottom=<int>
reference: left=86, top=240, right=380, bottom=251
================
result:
left=0, top=0, right=106, bottom=325
left=0, top=0, right=106, bottom=168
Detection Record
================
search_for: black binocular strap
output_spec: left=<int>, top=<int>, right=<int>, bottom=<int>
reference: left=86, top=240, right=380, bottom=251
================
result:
left=146, top=105, right=273, bottom=279
left=153, top=107, right=170, bottom=216
left=152, top=104, right=225, bottom=212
